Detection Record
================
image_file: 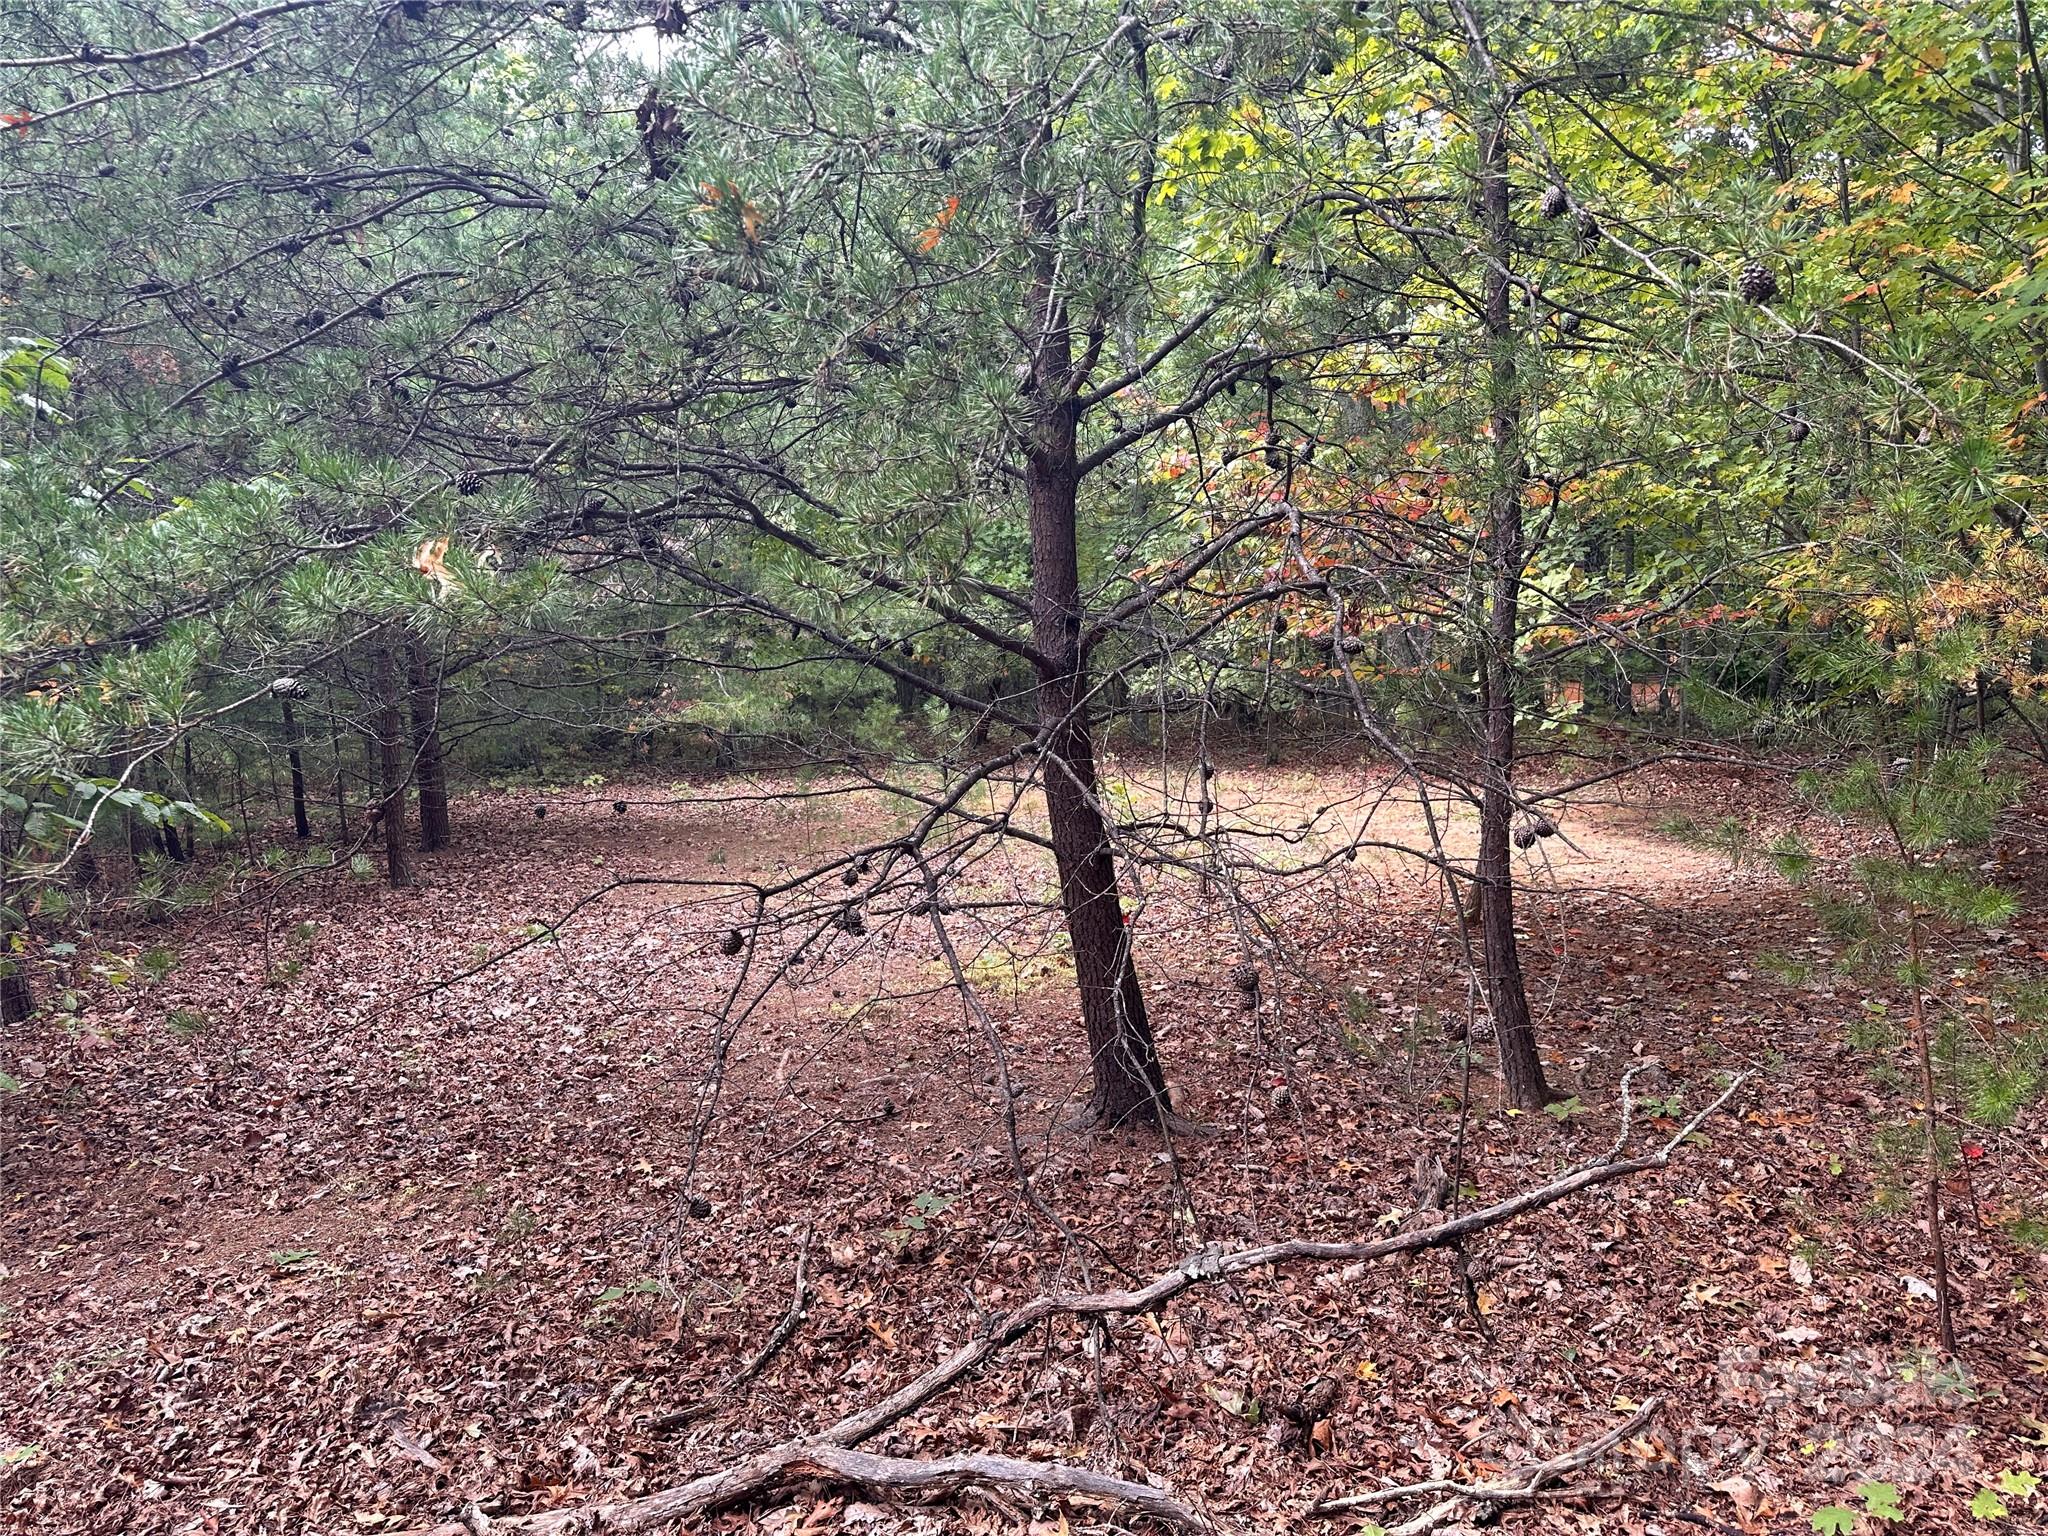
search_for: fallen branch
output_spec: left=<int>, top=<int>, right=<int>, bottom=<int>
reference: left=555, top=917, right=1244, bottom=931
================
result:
left=402, top=1076, right=1744, bottom=1536
left=648, top=1227, right=813, bottom=1436
left=1310, top=1395, right=1662, bottom=1533
left=729, top=1225, right=813, bottom=1389
left=432, top=1445, right=1211, bottom=1536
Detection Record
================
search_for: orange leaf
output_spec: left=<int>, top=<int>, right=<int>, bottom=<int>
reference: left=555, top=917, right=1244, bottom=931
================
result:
left=411, top=535, right=458, bottom=597
left=917, top=193, right=960, bottom=253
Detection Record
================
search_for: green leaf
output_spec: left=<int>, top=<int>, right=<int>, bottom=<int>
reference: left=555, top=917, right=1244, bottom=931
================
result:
left=1971, top=1487, right=2010, bottom=1520
left=1995, top=1469, right=2039, bottom=1500
left=1857, top=1481, right=1905, bottom=1521
left=1810, top=1507, right=1857, bottom=1535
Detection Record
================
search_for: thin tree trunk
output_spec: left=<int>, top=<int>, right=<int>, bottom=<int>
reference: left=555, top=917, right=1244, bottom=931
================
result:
left=373, top=638, right=414, bottom=888
left=280, top=697, right=312, bottom=840
left=0, top=823, right=30, bottom=1024
left=408, top=640, right=451, bottom=851
left=1023, top=192, right=1169, bottom=1128
left=1907, top=913, right=1958, bottom=1354
left=152, top=752, right=188, bottom=863
left=327, top=682, right=350, bottom=840
left=112, top=741, right=151, bottom=875
left=1475, top=102, right=1552, bottom=1110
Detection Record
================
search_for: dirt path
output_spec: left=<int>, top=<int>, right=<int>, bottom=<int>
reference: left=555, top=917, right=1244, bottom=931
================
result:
left=3, top=758, right=2042, bottom=1534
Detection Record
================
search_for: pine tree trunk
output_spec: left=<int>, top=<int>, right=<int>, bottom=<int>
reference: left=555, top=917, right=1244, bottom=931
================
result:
left=1475, top=105, right=1552, bottom=1111
left=0, top=824, right=30, bottom=1024
left=1023, top=204, right=1170, bottom=1128
left=373, top=639, right=414, bottom=888
left=280, top=697, right=312, bottom=840
left=408, top=640, right=451, bottom=852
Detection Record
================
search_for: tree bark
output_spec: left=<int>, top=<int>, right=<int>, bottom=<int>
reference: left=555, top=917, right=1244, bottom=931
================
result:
left=1023, top=193, right=1169, bottom=1128
left=1474, top=104, right=1553, bottom=1110
left=373, top=638, right=414, bottom=888
left=407, top=640, right=451, bottom=851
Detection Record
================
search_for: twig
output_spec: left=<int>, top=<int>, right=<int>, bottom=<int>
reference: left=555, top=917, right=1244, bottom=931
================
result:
left=728, top=1226, right=813, bottom=1389
left=1310, top=1395, right=1661, bottom=1531
left=647, top=1227, right=813, bottom=1434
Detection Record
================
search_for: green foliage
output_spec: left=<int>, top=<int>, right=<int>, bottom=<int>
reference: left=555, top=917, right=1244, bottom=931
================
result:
left=163, top=1008, right=208, bottom=1040
left=1857, top=1481, right=1907, bottom=1522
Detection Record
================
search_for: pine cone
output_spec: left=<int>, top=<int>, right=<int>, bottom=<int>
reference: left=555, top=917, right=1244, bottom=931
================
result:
left=1737, top=261, right=1778, bottom=304
left=612, top=800, right=628, bottom=816
left=532, top=802, right=547, bottom=820
left=1230, top=961, right=1261, bottom=995
left=1539, top=183, right=1568, bottom=220
left=721, top=928, right=745, bottom=956
left=837, top=906, right=865, bottom=936
left=1785, top=417, right=1810, bottom=445
left=458, top=470, right=484, bottom=495
left=1532, top=814, right=1558, bottom=839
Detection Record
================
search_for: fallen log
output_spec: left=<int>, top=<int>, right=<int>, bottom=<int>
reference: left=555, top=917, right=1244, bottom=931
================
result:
left=402, top=1072, right=1745, bottom=1536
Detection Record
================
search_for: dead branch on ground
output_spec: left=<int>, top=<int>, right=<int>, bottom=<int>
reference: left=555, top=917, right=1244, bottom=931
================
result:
left=399, top=1076, right=1743, bottom=1536
left=1310, top=1394, right=1662, bottom=1533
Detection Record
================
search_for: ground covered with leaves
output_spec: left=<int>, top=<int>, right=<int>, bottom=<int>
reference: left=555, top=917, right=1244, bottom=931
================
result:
left=5, top=755, right=2046, bottom=1536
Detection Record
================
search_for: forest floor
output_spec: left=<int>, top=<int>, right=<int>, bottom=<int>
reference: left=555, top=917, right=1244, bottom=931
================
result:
left=5, top=750, right=2047, bottom=1536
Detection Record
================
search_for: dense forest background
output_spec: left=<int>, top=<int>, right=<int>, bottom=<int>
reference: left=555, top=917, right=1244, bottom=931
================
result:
left=5, top=2, right=2048, bottom=1534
